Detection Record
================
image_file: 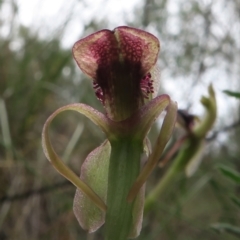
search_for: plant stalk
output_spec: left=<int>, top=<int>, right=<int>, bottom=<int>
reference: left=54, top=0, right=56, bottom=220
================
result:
left=105, top=139, right=143, bottom=240
left=144, top=137, right=201, bottom=213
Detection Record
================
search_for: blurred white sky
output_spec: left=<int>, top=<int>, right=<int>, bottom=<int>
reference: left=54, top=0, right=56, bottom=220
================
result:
left=1, top=0, right=239, bottom=134
left=16, top=0, right=141, bottom=47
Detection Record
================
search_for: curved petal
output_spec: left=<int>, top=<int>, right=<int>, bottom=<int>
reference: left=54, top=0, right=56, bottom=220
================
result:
left=73, top=140, right=111, bottom=232
left=127, top=100, right=177, bottom=202
left=119, top=94, right=170, bottom=139
left=128, top=184, right=146, bottom=238
left=42, top=103, right=111, bottom=212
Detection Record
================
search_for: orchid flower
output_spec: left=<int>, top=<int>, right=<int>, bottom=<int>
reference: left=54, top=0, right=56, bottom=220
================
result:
left=42, top=26, right=177, bottom=240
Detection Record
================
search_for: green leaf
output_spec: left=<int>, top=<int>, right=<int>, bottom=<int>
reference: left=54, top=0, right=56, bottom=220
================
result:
left=223, top=90, right=240, bottom=99
left=73, top=140, right=111, bottom=232
left=211, top=223, right=240, bottom=237
left=217, top=165, right=240, bottom=184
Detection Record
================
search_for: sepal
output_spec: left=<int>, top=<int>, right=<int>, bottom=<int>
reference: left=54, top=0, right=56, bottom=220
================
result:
left=42, top=103, right=111, bottom=211
left=73, top=140, right=111, bottom=232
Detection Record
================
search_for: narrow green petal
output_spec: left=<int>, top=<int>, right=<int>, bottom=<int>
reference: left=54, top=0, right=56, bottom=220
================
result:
left=124, top=94, right=170, bottom=139
left=73, top=140, right=111, bottom=232
left=42, top=103, right=110, bottom=212
left=128, top=100, right=177, bottom=202
left=128, top=184, right=146, bottom=238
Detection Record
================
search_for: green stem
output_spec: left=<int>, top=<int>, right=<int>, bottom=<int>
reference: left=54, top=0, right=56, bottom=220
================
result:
left=105, top=139, right=143, bottom=240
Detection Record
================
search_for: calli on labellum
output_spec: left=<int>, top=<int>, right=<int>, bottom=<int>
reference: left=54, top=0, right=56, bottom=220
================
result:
left=42, top=26, right=177, bottom=240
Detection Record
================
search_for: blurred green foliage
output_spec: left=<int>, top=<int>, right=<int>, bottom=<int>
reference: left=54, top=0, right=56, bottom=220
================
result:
left=0, top=0, right=239, bottom=239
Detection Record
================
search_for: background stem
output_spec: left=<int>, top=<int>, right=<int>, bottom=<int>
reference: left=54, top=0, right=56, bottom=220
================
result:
left=144, top=137, right=202, bottom=213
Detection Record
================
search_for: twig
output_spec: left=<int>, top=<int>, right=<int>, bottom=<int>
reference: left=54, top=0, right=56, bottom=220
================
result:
left=0, top=181, right=71, bottom=203
left=207, top=119, right=240, bottom=141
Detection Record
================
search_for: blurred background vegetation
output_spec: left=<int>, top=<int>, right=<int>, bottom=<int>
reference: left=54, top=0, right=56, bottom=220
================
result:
left=0, top=0, right=239, bottom=239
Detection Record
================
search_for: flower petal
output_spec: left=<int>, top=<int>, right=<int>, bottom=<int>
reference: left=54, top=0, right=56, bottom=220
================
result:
left=127, top=100, right=177, bottom=202
left=73, top=140, right=111, bottom=232
left=128, top=184, right=146, bottom=238
left=115, top=26, right=160, bottom=76
left=119, top=94, right=170, bottom=139
left=73, top=26, right=159, bottom=81
left=149, top=65, right=161, bottom=99
left=73, top=26, right=160, bottom=120
left=73, top=29, right=119, bottom=80
left=42, top=103, right=112, bottom=212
